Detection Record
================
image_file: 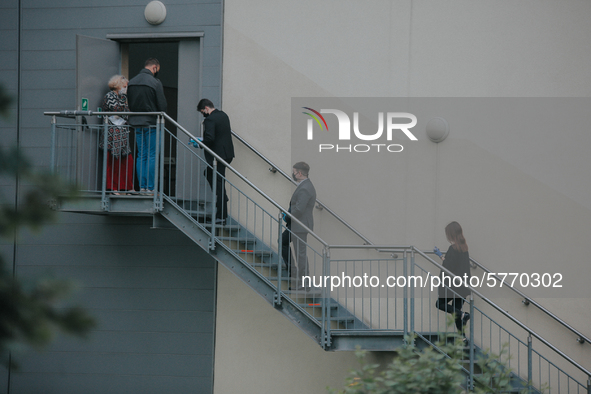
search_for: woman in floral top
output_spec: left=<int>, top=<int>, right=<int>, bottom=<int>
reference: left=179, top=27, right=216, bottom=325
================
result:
left=100, top=75, right=134, bottom=194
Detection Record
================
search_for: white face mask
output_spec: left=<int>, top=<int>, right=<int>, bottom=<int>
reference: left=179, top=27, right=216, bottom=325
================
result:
left=120, top=87, right=127, bottom=95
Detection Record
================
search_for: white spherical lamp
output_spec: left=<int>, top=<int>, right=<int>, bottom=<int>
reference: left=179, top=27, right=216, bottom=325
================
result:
left=426, top=117, right=450, bottom=143
left=145, top=1, right=167, bottom=25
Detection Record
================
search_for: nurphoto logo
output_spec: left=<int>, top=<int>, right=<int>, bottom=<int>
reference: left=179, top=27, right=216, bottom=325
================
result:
left=302, top=107, right=418, bottom=153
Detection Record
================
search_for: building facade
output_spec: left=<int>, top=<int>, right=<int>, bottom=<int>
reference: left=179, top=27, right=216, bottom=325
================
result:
left=2, top=1, right=591, bottom=393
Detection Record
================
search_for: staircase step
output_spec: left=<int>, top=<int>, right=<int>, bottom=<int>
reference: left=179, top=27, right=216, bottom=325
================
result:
left=233, top=249, right=273, bottom=257
left=186, top=209, right=210, bottom=217
left=217, top=236, right=257, bottom=244
left=251, top=263, right=282, bottom=271
left=202, top=224, right=241, bottom=231
left=298, top=302, right=337, bottom=309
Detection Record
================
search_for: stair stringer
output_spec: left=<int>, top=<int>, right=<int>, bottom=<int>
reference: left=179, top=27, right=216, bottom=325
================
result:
left=158, top=198, right=325, bottom=347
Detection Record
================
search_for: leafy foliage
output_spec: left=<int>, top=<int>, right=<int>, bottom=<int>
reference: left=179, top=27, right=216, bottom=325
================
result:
left=0, top=85, right=95, bottom=368
left=329, top=328, right=539, bottom=394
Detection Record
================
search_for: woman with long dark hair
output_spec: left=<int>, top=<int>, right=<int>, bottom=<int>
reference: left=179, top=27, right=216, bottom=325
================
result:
left=435, top=221, right=471, bottom=338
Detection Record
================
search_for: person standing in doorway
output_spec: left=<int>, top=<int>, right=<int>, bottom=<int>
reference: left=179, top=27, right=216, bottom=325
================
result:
left=197, top=98, right=235, bottom=224
left=281, top=162, right=316, bottom=291
left=127, top=58, right=167, bottom=195
left=100, top=75, right=134, bottom=195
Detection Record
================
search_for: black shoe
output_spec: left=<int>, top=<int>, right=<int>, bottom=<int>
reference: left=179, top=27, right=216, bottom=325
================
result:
left=461, top=336, right=469, bottom=347
left=462, top=312, right=470, bottom=326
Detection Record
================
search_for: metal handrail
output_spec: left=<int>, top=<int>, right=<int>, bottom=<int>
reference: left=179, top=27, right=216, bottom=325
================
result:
left=323, top=242, right=591, bottom=379
left=46, top=110, right=590, bottom=378
left=230, top=130, right=373, bottom=245
left=422, top=250, right=591, bottom=346
left=411, top=247, right=591, bottom=379
left=163, top=114, right=329, bottom=247
left=44, top=110, right=328, bottom=247
left=469, top=255, right=591, bottom=346
left=233, top=125, right=590, bottom=348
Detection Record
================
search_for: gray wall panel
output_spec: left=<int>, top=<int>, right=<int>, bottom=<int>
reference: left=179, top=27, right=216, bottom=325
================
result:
left=0, top=9, right=18, bottom=30
left=0, top=51, right=18, bottom=71
left=18, top=244, right=214, bottom=267
left=203, top=45, right=222, bottom=68
left=19, top=222, right=208, bottom=245
left=22, top=0, right=214, bottom=7
left=0, top=32, right=17, bottom=51
left=89, top=310, right=214, bottom=332
left=17, top=265, right=215, bottom=289
left=76, top=288, right=214, bottom=311
left=11, top=373, right=212, bottom=394
left=21, top=70, right=76, bottom=90
left=12, top=213, right=217, bottom=393
left=0, top=360, right=6, bottom=394
left=21, top=50, right=76, bottom=70
left=47, top=332, right=215, bottom=355
left=203, top=66, right=221, bottom=87
left=19, top=353, right=213, bottom=376
left=13, top=146, right=51, bottom=167
left=20, top=88, right=74, bottom=109
left=7, top=0, right=223, bottom=391
left=15, top=127, right=53, bottom=147
left=21, top=0, right=147, bottom=7
left=22, top=4, right=221, bottom=30
left=0, top=0, right=18, bottom=9
left=20, top=110, right=56, bottom=129
left=202, top=26, right=222, bottom=47
left=21, top=29, right=79, bottom=51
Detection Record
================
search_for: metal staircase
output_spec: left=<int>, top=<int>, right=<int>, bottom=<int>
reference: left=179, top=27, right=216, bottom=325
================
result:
left=46, top=110, right=591, bottom=393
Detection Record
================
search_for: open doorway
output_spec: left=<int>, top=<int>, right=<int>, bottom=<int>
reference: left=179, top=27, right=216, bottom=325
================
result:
left=121, top=40, right=201, bottom=195
left=75, top=34, right=202, bottom=196
left=125, top=42, right=178, bottom=194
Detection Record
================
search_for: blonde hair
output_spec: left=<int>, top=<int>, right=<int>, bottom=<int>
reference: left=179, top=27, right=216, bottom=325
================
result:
left=108, top=75, right=128, bottom=91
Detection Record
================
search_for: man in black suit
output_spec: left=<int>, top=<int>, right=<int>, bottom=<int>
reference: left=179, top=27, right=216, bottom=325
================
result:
left=197, top=98, right=235, bottom=224
left=281, top=162, right=317, bottom=290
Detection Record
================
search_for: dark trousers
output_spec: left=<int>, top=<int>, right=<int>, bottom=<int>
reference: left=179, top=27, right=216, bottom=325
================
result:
left=205, top=160, right=230, bottom=220
left=436, top=297, right=465, bottom=332
left=281, top=229, right=309, bottom=288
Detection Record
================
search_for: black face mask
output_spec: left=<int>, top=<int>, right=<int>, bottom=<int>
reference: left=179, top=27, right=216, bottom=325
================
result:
left=202, top=111, right=209, bottom=118
left=153, top=71, right=159, bottom=78
left=292, top=173, right=298, bottom=182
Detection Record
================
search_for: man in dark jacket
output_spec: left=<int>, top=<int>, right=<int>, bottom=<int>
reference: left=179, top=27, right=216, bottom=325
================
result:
left=197, top=98, right=235, bottom=224
left=127, top=58, right=167, bottom=194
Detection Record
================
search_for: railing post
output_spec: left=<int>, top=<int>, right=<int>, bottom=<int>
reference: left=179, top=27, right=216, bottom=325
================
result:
left=410, top=248, right=415, bottom=335
left=469, top=294, right=475, bottom=391
left=322, top=246, right=331, bottom=350
left=152, top=115, right=163, bottom=211
left=587, top=377, right=591, bottom=394
left=209, top=158, right=218, bottom=250
left=50, top=115, right=57, bottom=172
left=403, top=249, right=408, bottom=338
left=528, top=334, right=533, bottom=394
left=101, top=116, right=109, bottom=211
left=274, top=212, right=284, bottom=307
left=156, top=115, right=165, bottom=211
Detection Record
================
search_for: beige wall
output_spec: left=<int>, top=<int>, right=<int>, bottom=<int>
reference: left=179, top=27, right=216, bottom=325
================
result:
left=215, top=1, right=591, bottom=392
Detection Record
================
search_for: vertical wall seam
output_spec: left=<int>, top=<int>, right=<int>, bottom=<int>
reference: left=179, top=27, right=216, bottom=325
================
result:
left=8, top=0, right=22, bottom=389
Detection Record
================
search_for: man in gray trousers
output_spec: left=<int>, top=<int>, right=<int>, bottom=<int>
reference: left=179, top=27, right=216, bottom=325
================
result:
left=281, top=162, right=316, bottom=291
